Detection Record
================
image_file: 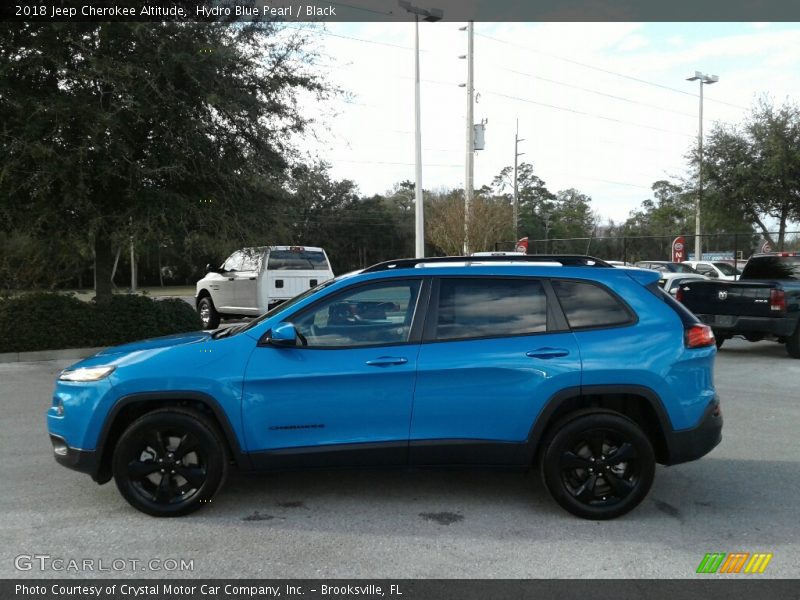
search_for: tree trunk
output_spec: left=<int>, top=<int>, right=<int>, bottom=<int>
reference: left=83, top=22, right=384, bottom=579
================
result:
left=778, top=204, right=788, bottom=251
left=94, top=230, right=114, bottom=303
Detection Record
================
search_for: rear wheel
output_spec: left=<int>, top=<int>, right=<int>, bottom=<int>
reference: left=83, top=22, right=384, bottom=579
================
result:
left=786, top=324, right=800, bottom=359
left=541, top=412, right=655, bottom=520
left=112, top=408, right=228, bottom=517
left=198, top=296, right=220, bottom=330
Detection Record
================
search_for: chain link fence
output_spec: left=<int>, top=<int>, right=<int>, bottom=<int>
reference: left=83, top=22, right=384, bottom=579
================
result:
left=496, top=231, right=800, bottom=270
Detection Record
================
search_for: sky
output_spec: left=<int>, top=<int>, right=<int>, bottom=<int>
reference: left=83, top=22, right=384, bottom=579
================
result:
left=293, top=21, right=800, bottom=224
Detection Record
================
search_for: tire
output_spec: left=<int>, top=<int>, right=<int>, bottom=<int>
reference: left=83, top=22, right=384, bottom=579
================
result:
left=197, top=296, right=220, bottom=330
left=786, top=324, right=800, bottom=359
left=112, top=408, right=228, bottom=517
left=540, top=411, right=655, bottom=520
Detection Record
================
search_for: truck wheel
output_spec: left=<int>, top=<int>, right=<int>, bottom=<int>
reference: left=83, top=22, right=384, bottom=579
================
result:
left=786, top=324, right=800, bottom=359
left=198, top=297, right=220, bottom=330
left=112, top=408, right=228, bottom=517
left=540, top=412, right=655, bottom=520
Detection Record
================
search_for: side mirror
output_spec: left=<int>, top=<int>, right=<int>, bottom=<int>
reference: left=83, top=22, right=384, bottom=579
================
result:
left=708, top=271, right=719, bottom=278
left=206, top=263, right=224, bottom=274
left=267, top=322, right=298, bottom=347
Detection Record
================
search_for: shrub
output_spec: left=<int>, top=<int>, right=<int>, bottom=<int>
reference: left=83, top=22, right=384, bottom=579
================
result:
left=0, top=293, right=202, bottom=353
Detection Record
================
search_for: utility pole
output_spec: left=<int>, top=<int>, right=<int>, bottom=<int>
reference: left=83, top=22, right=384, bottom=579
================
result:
left=400, top=1, right=443, bottom=258
left=129, top=216, right=136, bottom=292
left=461, top=21, right=474, bottom=256
left=413, top=14, right=424, bottom=258
left=513, top=119, right=525, bottom=240
left=686, top=71, right=718, bottom=262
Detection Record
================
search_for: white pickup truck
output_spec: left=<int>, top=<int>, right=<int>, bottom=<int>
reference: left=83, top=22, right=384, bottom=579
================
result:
left=195, top=246, right=334, bottom=329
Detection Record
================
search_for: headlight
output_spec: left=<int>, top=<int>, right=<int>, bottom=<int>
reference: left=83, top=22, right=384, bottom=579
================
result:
left=58, top=366, right=116, bottom=382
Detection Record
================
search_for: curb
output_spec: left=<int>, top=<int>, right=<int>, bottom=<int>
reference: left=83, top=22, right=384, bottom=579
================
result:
left=0, top=347, right=105, bottom=364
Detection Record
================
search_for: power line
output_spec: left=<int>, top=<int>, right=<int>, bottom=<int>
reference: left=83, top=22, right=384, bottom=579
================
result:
left=483, top=90, right=696, bottom=138
left=474, top=30, right=749, bottom=111
left=480, top=63, right=698, bottom=119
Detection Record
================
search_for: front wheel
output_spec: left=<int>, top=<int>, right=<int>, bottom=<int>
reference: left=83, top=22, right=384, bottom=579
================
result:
left=112, top=408, right=228, bottom=517
left=541, top=412, right=655, bottom=520
left=197, top=296, right=220, bottom=330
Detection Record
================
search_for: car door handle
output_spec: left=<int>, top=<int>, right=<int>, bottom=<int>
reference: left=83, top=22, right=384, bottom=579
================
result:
left=248, top=277, right=256, bottom=280
left=365, top=357, right=408, bottom=367
left=227, top=277, right=235, bottom=281
left=526, top=348, right=570, bottom=359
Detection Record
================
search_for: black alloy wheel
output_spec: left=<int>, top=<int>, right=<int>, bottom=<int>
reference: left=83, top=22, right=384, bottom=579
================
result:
left=112, top=408, right=228, bottom=517
left=541, top=411, right=655, bottom=520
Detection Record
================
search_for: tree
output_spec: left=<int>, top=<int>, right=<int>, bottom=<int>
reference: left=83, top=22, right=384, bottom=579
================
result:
left=0, top=22, right=332, bottom=299
left=426, top=189, right=513, bottom=256
left=703, top=98, right=800, bottom=250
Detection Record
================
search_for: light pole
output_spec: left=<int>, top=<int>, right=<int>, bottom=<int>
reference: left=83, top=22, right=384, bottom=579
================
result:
left=399, top=1, right=442, bottom=258
left=686, top=70, right=718, bottom=262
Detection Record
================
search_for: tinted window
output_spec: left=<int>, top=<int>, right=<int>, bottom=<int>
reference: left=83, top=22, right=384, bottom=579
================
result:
left=268, top=249, right=329, bottom=270
left=294, top=280, right=420, bottom=347
left=552, top=280, right=632, bottom=329
left=433, top=278, right=547, bottom=341
left=741, top=255, right=800, bottom=280
left=222, top=251, right=244, bottom=272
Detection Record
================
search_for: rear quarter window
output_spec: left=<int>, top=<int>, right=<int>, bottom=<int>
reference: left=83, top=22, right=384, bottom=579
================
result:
left=552, top=280, right=634, bottom=329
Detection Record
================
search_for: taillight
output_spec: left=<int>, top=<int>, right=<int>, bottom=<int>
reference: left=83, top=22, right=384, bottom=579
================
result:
left=770, top=289, right=786, bottom=312
left=686, top=324, right=715, bottom=348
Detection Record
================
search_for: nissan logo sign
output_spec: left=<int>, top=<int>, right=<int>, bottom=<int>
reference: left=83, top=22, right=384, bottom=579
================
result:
left=718, top=291, right=728, bottom=300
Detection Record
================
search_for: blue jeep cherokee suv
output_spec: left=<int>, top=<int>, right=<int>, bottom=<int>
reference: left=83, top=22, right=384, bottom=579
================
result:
left=48, top=255, right=722, bottom=519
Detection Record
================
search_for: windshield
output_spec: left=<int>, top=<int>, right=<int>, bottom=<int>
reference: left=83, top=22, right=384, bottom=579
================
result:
left=714, top=262, right=741, bottom=276
left=666, top=263, right=697, bottom=273
left=742, top=255, right=800, bottom=280
left=268, top=249, right=329, bottom=270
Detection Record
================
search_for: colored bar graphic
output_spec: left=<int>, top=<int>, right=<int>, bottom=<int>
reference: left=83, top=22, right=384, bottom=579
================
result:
left=744, top=553, right=773, bottom=574
left=697, top=552, right=773, bottom=574
left=697, top=553, right=726, bottom=574
left=719, top=553, right=749, bottom=573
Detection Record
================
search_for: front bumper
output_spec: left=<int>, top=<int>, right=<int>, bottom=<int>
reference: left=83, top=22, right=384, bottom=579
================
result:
left=697, top=313, right=797, bottom=338
left=664, top=397, right=722, bottom=465
left=50, top=434, right=99, bottom=478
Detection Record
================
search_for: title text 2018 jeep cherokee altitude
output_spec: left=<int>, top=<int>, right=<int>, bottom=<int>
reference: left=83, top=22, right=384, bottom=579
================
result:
left=47, top=255, right=722, bottom=520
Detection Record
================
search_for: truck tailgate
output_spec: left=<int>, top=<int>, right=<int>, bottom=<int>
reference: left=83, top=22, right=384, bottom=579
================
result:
left=680, top=280, right=779, bottom=318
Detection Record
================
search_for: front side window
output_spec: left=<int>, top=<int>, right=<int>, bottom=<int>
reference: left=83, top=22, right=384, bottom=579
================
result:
left=240, top=248, right=262, bottom=272
left=293, top=280, right=421, bottom=347
left=552, top=280, right=633, bottom=329
left=432, top=278, right=548, bottom=341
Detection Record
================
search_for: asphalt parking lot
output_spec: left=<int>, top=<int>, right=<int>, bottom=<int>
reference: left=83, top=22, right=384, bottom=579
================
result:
left=1, top=338, right=798, bottom=579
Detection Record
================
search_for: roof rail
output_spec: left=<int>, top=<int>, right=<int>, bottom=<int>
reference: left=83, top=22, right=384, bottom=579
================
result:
left=362, top=255, right=612, bottom=273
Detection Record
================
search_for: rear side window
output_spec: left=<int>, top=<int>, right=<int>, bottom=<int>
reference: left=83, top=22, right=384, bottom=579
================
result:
left=552, top=280, right=633, bottom=329
left=433, top=278, right=547, bottom=341
left=268, top=249, right=330, bottom=270
left=742, top=255, right=800, bottom=280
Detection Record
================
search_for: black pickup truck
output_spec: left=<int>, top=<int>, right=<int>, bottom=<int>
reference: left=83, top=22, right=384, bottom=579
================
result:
left=678, top=253, right=800, bottom=357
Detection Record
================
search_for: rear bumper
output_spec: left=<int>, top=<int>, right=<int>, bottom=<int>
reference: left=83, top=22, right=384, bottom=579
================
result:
left=697, top=314, right=797, bottom=338
left=664, top=398, right=722, bottom=465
